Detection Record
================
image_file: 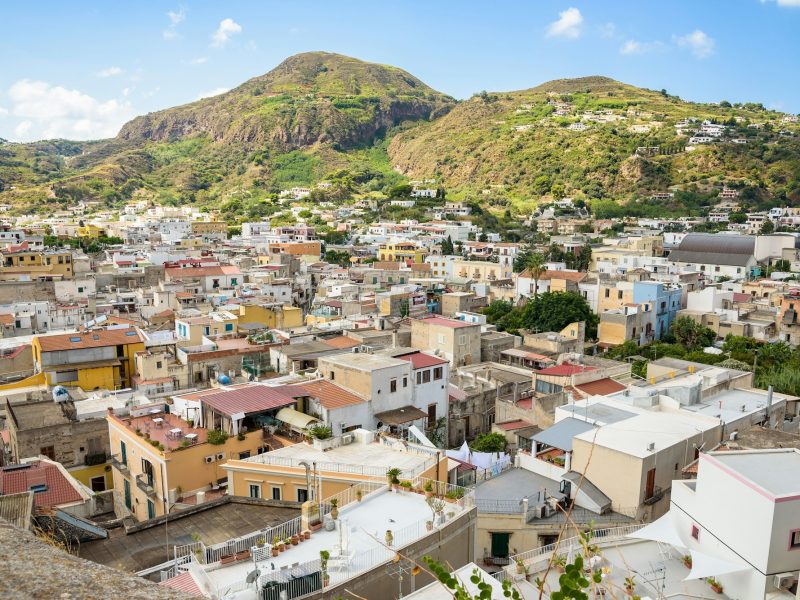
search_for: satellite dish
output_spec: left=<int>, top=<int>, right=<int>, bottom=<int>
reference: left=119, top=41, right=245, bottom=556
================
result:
left=245, top=569, right=260, bottom=584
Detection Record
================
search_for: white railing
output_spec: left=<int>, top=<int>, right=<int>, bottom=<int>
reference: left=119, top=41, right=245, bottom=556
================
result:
left=206, top=515, right=303, bottom=564
left=412, top=476, right=474, bottom=506
left=503, top=524, right=644, bottom=575
left=319, top=480, right=386, bottom=518
left=246, top=453, right=433, bottom=479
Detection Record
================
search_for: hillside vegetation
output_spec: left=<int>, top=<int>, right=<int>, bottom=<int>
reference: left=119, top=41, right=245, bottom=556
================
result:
left=1, top=63, right=799, bottom=220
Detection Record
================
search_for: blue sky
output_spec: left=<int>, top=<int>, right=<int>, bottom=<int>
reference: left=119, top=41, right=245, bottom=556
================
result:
left=1, top=1, right=799, bottom=142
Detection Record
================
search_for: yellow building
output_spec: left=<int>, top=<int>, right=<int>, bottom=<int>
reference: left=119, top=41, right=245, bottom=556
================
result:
left=223, top=434, right=448, bottom=503
left=77, top=223, right=105, bottom=239
left=175, top=311, right=239, bottom=345
left=31, top=327, right=145, bottom=390
left=0, top=248, right=74, bottom=280
left=453, top=259, right=512, bottom=282
left=378, top=242, right=428, bottom=264
left=191, top=221, right=228, bottom=237
left=107, top=404, right=272, bottom=520
left=239, top=303, right=303, bottom=330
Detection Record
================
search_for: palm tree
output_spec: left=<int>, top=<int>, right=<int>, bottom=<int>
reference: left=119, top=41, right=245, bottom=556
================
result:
left=527, top=252, right=546, bottom=298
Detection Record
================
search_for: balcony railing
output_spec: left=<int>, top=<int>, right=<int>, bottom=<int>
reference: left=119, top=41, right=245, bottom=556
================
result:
left=110, top=454, right=129, bottom=474
left=136, top=474, right=156, bottom=496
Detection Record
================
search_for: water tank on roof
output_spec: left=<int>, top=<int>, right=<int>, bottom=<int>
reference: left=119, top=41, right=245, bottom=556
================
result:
left=52, top=386, right=70, bottom=403
left=218, top=374, right=231, bottom=385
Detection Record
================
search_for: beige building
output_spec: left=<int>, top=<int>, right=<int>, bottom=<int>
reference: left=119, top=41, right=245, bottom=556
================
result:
left=410, top=316, right=481, bottom=366
left=452, top=259, right=512, bottom=283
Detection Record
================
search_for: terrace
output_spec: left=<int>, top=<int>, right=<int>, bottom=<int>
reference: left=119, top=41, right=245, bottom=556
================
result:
left=164, top=479, right=474, bottom=600
left=115, top=410, right=208, bottom=451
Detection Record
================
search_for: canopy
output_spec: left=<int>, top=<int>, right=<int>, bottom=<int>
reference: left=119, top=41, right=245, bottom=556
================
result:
left=685, top=549, right=749, bottom=581
left=275, top=407, right=320, bottom=431
left=627, top=511, right=686, bottom=549
left=374, top=405, right=427, bottom=426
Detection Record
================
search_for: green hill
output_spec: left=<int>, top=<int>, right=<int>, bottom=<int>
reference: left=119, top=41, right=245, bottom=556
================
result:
left=1, top=63, right=799, bottom=221
left=388, top=76, right=800, bottom=215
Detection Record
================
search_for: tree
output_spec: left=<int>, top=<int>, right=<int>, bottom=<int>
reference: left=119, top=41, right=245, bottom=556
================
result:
left=671, top=317, right=715, bottom=351
left=440, top=235, right=455, bottom=255
left=526, top=252, right=547, bottom=297
left=728, top=212, right=747, bottom=224
left=524, top=292, right=597, bottom=338
left=761, top=219, right=775, bottom=234
left=470, top=432, right=507, bottom=453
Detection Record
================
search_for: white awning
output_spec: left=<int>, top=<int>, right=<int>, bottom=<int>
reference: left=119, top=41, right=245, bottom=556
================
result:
left=627, top=511, right=686, bottom=548
left=275, top=407, right=320, bottom=431
left=685, top=549, right=749, bottom=581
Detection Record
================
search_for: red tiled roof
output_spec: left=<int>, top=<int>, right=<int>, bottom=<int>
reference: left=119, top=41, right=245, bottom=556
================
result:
left=516, top=398, right=533, bottom=409
left=200, top=384, right=295, bottom=416
left=0, top=460, right=82, bottom=508
left=0, top=314, right=14, bottom=325
left=398, top=352, right=449, bottom=370
left=160, top=572, right=202, bottom=596
left=280, top=380, right=365, bottom=409
left=575, top=377, right=626, bottom=396
left=536, top=364, right=597, bottom=376
left=322, top=336, right=360, bottom=350
left=732, top=292, right=751, bottom=303
left=36, top=327, right=144, bottom=352
left=495, top=419, right=533, bottom=431
left=165, top=265, right=241, bottom=278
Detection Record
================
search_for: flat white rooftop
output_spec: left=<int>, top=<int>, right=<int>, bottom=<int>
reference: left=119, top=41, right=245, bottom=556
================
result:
left=709, top=449, right=800, bottom=496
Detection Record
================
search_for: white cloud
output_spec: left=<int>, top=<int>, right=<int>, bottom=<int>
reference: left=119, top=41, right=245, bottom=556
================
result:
left=619, top=39, right=663, bottom=55
left=675, top=29, right=715, bottom=58
left=598, top=22, right=616, bottom=38
left=163, top=7, right=186, bottom=40
left=190, top=56, right=208, bottom=65
left=6, top=79, right=134, bottom=142
left=196, top=87, right=229, bottom=100
left=97, top=66, right=123, bottom=78
left=761, top=0, right=800, bottom=6
left=546, top=7, right=583, bottom=39
left=122, top=87, right=131, bottom=97
left=211, top=18, right=242, bottom=48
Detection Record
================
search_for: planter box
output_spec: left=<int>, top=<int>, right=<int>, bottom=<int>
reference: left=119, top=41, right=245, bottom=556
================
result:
left=220, top=554, right=235, bottom=565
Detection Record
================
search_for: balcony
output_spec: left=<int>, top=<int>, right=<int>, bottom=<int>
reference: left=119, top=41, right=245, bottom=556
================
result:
left=136, top=474, right=157, bottom=496
left=110, top=454, right=129, bottom=474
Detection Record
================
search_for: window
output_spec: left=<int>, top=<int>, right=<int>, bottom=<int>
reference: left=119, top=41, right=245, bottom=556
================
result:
left=329, top=371, right=335, bottom=381
left=604, top=289, right=610, bottom=298
left=40, top=446, right=55, bottom=460
left=204, top=326, right=210, bottom=335
left=437, top=333, right=445, bottom=344
left=617, top=290, right=623, bottom=300
left=390, top=379, right=397, bottom=393
left=422, top=369, right=431, bottom=384
left=433, top=367, right=443, bottom=380
left=402, top=376, right=408, bottom=388
left=459, top=335, right=467, bottom=346
left=147, top=499, right=156, bottom=519
left=272, top=487, right=282, bottom=501
left=225, top=323, right=233, bottom=332
left=714, top=266, right=720, bottom=273
left=691, top=524, right=700, bottom=540
left=249, top=484, right=261, bottom=499
left=790, top=530, right=800, bottom=550
left=230, top=278, right=238, bottom=286
left=78, top=287, right=84, bottom=293
left=156, top=361, right=163, bottom=369
left=416, top=371, right=422, bottom=385
left=297, top=488, right=309, bottom=503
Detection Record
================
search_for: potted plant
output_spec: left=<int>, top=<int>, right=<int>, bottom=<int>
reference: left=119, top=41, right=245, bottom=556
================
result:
left=271, top=544, right=279, bottom=557
left=235, top=549, right=250, bottom=560
left=274, top=536, right=285, bottom=552
left=708, top=578, right=723, bottom=594
left=682, top=554, right=692, bottom=569
left=385, top=529, right=394, bottom=546
left=356, top=489, right=363, bottom=502
left=330, top=498, right=339, bottom=519
left=427, top=496, right=445, bottom=525
left=426, top=520, right=433, bottom=531
left=424, top=481, right=434, bottom=498
left=320, top=550, right=330, bottom=586
left=220, top=553, right=235, bottom=565
left=256, top=537, right=265, bottom=548
left=386, top=467, right=402, bottom=491
left=514, top=556, right=528, bottom=577
left=284, top=536, right=292, bottom=550
left=400, top=481, right=413, bottom=492
left=303, top=529, right=311, bottom=540
left=624, top=576, right=636, bottom=594
left=291, top=533, right=299, bottom=546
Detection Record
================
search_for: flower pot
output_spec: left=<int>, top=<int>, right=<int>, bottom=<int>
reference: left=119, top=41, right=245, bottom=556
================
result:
left=683, top=559, right=692, bottom=569
left=272, top=548, right=279, bottom=557
left=303, top=530, right=311, bottom=540
left=235, top=550, right=250, bottom=561
left=323, top=575, right=330, bottom=587
left=425, top=491, right=433, bottom=499
left=385, top=530, right=394, bottom=546
left=711, top=583, right=723, bottom=594
left=331, top=507, right=339, bottom=520
left=291, top=535, right=299, bottom=546
left=426, top=521, right=433, bottom=531
left=278, top=543, right=286, bottom=552
left=310, top=521, right=323, bottom=532
left=220, top=554, right=235, bottom=565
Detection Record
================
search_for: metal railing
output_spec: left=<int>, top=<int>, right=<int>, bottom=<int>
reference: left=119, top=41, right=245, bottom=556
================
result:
left=318, top=480, right=385, bottom=519
left=205, top=515, right=304, bottom=564
left=503, top=524, right=644, bottom=575
left=245, top=453, right=436, bottom=480
left=474, top=498, right=528, bottom=514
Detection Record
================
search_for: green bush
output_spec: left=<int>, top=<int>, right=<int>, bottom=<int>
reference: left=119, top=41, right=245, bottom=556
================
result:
left=207, top=429, right=230, bottom=445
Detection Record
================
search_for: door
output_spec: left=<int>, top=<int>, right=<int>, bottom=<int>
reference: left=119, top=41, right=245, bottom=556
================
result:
left=427, top=403, right=437, bottom=423
left=297, top=488, right=308, bottom=503
left=645, top=468, right=656, bottom=499
left=120, top=441, right=127, bottom=465
left=90, top=476, right=106, bottom=492
left=123, top=479, right=131, bottom=510
left=490, top=532, right=510, bottom=558
left=249, top=484, right=261, bottom=499
left=147, top=499, right=155, bottom=519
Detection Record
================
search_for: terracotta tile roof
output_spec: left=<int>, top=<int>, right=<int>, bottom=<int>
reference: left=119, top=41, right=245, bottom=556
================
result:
left=160, top=572, right=202, bottom=596
left=281, top=380, right=365, bottom=409
left=397, top=351, right=449, bottom=369
left=536, top=364, right=597, bottom=377
left=165, top=265, right=241, bottom=278
left=200, top=384, right=295, bottom=416
left=0, top=314, right=15, bottom=325
left=36, top=327, right=144, bottom=352
left=0, top=461, right=83, bottom=508
left=418, top=316, right=475, bottom=329
left=322, top=336, right=361, bottom=350
left=575, top=378, right=627, bottom=397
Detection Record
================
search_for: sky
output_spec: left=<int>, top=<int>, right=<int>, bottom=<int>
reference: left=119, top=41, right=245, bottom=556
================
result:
left=1, top=0, right=799, bottom=143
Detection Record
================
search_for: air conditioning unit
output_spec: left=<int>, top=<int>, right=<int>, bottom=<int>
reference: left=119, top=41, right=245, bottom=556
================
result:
left=341, top=434, right=354, bottom=445
left=774, top=573, right=796, bottom=590
left=216, top=452, right=225, bottom=461
left=204, top=455, right=215, bottom=464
